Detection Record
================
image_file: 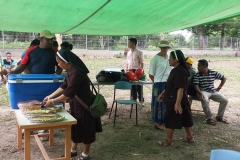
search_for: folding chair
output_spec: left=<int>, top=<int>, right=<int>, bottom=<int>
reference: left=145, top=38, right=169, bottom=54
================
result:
left=108, top=81, right=138, bottom=126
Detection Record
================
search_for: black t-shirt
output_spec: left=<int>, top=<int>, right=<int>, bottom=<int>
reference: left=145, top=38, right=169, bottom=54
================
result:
left=2, top=59, right=14, bottom=69
left=21, top=46, right=58, bottom=74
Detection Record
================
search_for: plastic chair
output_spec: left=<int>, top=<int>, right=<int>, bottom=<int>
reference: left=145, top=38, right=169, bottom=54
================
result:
left=210, top=149, right=240, bottom=160
left=108, top=81, right=138, bottom=126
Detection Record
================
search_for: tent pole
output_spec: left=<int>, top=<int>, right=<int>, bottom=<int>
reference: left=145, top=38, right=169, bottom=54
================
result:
left=219, top=37, right=220, bottom=50
left=107, top=36, right=109, bottom=50
left=193, top=36, right=194, bottom=50
left=2, top=31, right=4, bottom=49
left=86, top=35, right=87, bottom=50
left=237, top=38, right=238, bottom=50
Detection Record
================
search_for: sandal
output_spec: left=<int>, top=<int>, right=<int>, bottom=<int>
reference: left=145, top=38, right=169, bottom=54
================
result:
left=154, top=125, right=164, bottom=130
left=154, top=123, right=164, bottom=130
left=186, top=137, right=194, bottom=143
left=158, top=139, right=172, bottom=146
left=216, top=117, right=229, bottom=124
left=206, top=119, right=216, bottom=126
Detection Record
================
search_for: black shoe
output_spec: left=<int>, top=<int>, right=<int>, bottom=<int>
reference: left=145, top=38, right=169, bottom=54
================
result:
left=71, top=151, right=78, bottom=157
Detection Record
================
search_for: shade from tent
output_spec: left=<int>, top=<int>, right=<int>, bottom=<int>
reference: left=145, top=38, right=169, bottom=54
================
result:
left=1, top=0, right=240, bottom=35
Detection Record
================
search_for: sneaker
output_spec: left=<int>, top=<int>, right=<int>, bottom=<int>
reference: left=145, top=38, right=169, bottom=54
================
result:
left=78, top=155, right=90, bottom=160
left=138, top=102, right=144, bottom=107
left=71, top=151, right=78, bottom=157
left=132, top=99, right=137, bottom=102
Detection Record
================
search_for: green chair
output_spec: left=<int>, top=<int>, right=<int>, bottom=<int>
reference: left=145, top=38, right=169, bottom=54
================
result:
left=109, top=81, right=138, bottom=126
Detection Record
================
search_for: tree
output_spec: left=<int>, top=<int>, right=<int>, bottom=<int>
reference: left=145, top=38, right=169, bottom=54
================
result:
left=98, top=36, right=108, bottom=49
left=188, top=26, right=210, bottom=50
left=187, top=16, right=240, bottom=50
left=165, top=34, right=186, bottom=48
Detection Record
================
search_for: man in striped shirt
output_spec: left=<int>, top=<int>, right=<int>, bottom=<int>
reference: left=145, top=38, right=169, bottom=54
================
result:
left=193, top=59, right=228, bottom=125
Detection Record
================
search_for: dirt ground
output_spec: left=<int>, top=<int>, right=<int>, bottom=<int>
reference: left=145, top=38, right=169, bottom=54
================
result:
left=1, top=55, right=240, bottom=160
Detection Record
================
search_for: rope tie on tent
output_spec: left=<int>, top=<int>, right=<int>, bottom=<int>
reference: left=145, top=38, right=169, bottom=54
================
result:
left=63, top=0, right=111, bottom=33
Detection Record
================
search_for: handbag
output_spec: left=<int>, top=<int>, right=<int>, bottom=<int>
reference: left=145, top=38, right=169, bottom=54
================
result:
left=75, top=80, right=107, bottom=118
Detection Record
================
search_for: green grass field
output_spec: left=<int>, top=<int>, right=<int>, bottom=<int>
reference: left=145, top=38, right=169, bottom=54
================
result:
left=0, top=55, right=240, bottom=160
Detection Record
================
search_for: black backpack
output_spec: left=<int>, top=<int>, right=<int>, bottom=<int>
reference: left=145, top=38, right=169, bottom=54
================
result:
left=96, top=69, right=128, bottom=82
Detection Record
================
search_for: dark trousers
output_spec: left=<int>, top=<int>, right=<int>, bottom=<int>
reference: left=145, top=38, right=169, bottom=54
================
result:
left=129, top=69, right=144, bottom=102
left=131, top=84, right=144, bottom=102
left=187, top=83, right=196, bottom=96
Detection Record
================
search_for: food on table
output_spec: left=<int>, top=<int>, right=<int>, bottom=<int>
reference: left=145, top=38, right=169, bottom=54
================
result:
left=18, top=100, right=43, bottom=113
left=18, top=101, right=65, bottom=123
left=25, top=109, right=52, bottom=114
left=48, top=106, right=62, bottom=112
left=27, top=114, right=65, bottom=123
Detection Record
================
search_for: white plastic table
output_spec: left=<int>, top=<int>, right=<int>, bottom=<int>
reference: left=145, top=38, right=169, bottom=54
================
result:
left=15, top=109, right=77, bottom=160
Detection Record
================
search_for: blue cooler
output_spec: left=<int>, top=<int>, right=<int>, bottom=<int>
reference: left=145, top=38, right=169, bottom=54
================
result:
left=8, top=74, right=64, bottom=109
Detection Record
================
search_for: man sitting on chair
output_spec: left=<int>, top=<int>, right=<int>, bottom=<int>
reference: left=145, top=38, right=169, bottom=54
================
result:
left=193, top=59, right=229, bottom=126
left=1, top=52, right=16, bottom=83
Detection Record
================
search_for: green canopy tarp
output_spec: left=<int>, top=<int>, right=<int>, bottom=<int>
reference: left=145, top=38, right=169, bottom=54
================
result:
left=1, top=0, right=240, bottom=35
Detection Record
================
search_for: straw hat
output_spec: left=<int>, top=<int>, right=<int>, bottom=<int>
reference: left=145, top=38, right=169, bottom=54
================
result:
left=157, top=40, right=170, bottom=48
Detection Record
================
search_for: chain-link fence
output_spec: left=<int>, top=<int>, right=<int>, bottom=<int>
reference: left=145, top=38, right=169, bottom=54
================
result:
left=1, top=31, right=240, bottom=51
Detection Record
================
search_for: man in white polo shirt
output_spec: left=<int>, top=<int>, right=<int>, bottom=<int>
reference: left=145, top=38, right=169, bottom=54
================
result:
left=125, top=38, right=144, bottom=105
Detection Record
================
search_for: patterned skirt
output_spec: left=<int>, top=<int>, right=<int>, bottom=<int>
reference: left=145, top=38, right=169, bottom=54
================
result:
left=151, top=82, right=166, bottom=124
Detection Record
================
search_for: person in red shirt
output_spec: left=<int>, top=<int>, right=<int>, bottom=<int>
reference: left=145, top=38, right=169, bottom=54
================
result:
left=11, top=30, right=62, bottom=74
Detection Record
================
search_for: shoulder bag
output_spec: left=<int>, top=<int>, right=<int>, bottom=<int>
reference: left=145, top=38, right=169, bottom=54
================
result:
left=75, top=80, right=107, bottom=118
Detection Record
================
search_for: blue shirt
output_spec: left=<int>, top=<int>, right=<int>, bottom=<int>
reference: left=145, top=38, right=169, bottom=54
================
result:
left=21, top=46, right=58, bottom=74
left=21, top=51, right=26, bottom=59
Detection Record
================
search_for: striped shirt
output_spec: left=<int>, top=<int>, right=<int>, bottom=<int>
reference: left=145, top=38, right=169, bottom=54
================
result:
left=193, top=69, right=224, bottom=93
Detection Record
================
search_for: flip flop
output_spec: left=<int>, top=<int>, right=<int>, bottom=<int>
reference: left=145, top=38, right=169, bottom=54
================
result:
left=186, top=137, right=194, bottom=143
left=216, top=117, right=229, bottom=124
left=154, top=125, right=164, bottom=130
left=158, top=139, right=172, bottom=146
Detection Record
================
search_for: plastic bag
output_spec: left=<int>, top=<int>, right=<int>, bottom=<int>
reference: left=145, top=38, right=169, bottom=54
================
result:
left=17, top=100, right=42, bottom=114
